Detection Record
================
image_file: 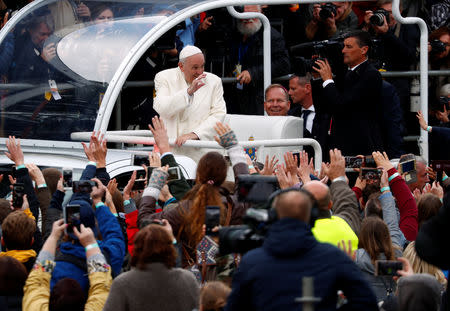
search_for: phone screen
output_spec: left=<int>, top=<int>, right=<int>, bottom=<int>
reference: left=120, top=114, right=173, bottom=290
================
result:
left=64, top=204, right=81, bottom=233
left=167, top=167, right=181, bottom=181
left=63, top=169, right=73, bottom=188
left=360, top=168, right=382, bottom=180
left=12, top=183, right=25, bottom=208
left=133, top=155, right=150, bottom=167
left=375, top=260, right=403, bottom=276
left=132, top=179, right=146, bottom=191
left=400, top=159, right=416, bottom=174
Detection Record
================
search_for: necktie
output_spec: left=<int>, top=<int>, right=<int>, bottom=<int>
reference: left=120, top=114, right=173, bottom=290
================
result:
left=302, top=110, right=311, bottom=133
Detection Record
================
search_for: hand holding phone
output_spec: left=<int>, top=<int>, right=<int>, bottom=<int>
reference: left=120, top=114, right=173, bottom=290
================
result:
left=205, top=206, right=221, bottom=236
left=64, top=204, right=81, bottom=234
left=12, top=183, right=25, bottom=208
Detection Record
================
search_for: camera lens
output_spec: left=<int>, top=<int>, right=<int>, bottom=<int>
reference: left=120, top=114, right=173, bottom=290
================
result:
left=370, top=13, right=385, bottom=26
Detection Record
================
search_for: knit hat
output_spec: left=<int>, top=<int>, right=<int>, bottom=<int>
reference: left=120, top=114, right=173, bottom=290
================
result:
left=397, top=274, right=442, bottom=311
left=179, top=45, right=202, bottom=61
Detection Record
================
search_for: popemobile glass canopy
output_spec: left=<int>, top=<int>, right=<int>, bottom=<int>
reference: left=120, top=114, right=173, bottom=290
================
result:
left=0, top=0, right=205, bottom=141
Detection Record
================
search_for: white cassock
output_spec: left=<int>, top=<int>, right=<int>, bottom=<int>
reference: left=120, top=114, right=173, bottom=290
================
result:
left=153, top=67, right=227, bottom=162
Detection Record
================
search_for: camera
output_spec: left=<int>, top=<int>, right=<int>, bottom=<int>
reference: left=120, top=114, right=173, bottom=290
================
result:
left=219, top=207, right=274, bottom=255
left=12, top=183, right=25, bottom=209
left=237, top=175, right=280, bottom=203
left=72, top=180, right=96, bottom=193
left=319, top=3, right=337, bottom=20
left=430, top=39, right=447, bottom=55
left=370, top=9, right=390, bottom=27
left=290, top=39, right=344, bottom=75
left=345, top=156, right=377, bottom=168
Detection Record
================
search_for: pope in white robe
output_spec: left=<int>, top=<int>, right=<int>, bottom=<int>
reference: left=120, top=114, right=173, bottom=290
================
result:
left=153, top=45, right=226, bottom=162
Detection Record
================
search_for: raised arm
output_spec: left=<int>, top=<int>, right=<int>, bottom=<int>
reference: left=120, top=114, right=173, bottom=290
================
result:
left=373, top=151, right=418, bottom=241
left=322, top=149, right=361, bottom=235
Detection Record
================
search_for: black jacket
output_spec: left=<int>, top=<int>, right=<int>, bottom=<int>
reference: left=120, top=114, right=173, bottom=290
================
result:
left=316, top=60, right=384, bottom=156
left=289, top=105, right=330, bottom=161
left=225, top=218, right=378, bottom=311
left=225, top=26, right=291, bottom=115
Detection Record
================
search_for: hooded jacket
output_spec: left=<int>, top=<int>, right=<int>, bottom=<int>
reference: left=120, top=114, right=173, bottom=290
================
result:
left=225, top=218, right=378, bottom=311
left=50, top=164, right=125, bottom=292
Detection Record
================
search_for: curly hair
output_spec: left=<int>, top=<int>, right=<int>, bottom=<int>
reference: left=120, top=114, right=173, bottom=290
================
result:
left=359, top=216, right=395, bottom=264
left=181, top=152, right=227, bottom=247
left=131, top=224, right=177, bottom=269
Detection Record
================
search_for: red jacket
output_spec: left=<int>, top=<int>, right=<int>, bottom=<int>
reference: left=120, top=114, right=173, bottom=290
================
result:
left=388, top=168, right=418, bottom=241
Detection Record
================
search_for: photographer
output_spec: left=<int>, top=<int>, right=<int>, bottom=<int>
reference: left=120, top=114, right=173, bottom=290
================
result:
left=49, top=133, right=125, bottom=293
left=305, top=2, right=358, bottom=41
left=362, top=0, right=419, bottom=134
left=312, top=30, right=384, bottom=155
left=225, top=187, right=378, bottom=311
left=429, top=26, right=450, bottom=101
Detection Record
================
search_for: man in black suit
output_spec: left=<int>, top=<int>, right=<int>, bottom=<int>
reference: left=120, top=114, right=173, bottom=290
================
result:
left=313, top=30, right=383, bottom=156
left=288, top=73, right=330, bottom=160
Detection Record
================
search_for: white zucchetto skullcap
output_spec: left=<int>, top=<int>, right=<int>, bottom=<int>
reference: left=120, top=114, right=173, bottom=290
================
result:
left=179, top=45, right=202, bottom=61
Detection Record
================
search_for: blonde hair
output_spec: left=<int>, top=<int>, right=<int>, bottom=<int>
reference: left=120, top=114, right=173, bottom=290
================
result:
left=403, top=242, right=447, bottom=288
left=200, top=281, right=231, bottom=311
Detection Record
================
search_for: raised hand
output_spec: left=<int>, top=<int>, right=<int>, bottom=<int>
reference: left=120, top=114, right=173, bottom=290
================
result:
left=256, top=155, right=278, bottom=176
left=284, top=152, right=299, bottom=180
left=187, top=73, right=206, bottom=95
left=148, top=116, right=170, bottom=154
left=90, top=177, right=107, bottom=202
left=26, top=163, right=45, bottom=186
left=123, top=171, right=136, bottom=201
left=416, top=111, right=428, bottom=131
left=214, top=122, right=238, bottom=149
left=5, top=136, right=24, bottom=166
left=372, top=151, right=394, bottom=171
left=322, top=149, right=345, bottom=181
left=73, top=224, right=97, bottom=248
left=297, top=151, right=312, bottom=183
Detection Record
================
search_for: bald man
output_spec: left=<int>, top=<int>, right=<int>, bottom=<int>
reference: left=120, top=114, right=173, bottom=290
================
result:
left=153, top=45, right=226, bottom=162
left=304, top=180, right=359, bottom=251
left=226, top=188, right=377, bottom=311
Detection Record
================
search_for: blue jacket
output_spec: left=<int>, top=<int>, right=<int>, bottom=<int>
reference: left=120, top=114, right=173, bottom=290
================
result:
left=50, top=164, right=125, bottom=292
left=225, top=218, right=378, bottom=311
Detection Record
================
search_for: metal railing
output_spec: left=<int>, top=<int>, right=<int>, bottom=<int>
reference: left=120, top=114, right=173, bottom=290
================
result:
left=71, top=131, right=323, bottom=172
left=121, top=70, right=450, bottom=89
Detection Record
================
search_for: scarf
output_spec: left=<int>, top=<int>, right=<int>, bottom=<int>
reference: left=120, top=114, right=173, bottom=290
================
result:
left=0, top=249, right=37, bottom=262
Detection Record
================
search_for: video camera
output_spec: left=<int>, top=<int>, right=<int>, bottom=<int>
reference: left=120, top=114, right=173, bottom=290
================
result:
left=290, top=38, right=344, bottom=75
left=370, top=9, right=390, bottom=27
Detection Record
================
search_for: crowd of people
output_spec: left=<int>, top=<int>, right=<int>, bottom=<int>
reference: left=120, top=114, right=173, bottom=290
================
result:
left=0, top=0, right=449, bottom=148
left=0, top=113, right=449, bottom=310
left=0, top=0, right=449, bottom=310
